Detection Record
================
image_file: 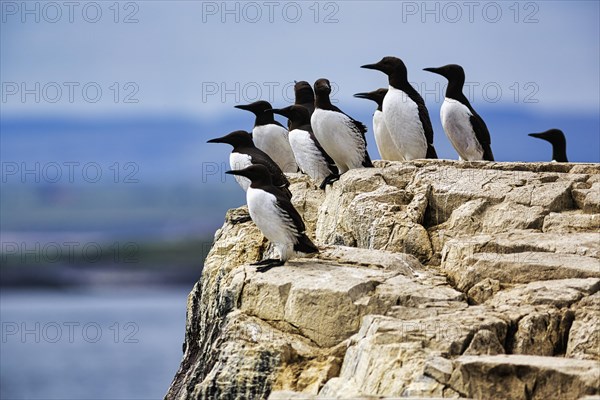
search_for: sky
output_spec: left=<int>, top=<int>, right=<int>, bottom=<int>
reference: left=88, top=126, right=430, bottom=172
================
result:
left=0, top=1, right=599, bottom=164
left=2, top=1, right=599, bottom=116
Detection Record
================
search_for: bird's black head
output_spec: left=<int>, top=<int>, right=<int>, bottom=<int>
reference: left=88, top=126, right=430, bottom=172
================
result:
left=207, top=130, right=253, bottom=148
left=225, top=164, right=272, bottom=186
left=294, top=80, right=314, bottom=105
left=528, top=129, right=566, bottom=145
left=354, top=88, right=388, bottom=108
left=313, top=78, right=332, bottom=96
left=362, top=56, right=407, bottom=76
left=424, top=64, right=466, bottom=99
left=235, top=100, right=277, bottom=126
left=271, top=105, right=310, bottom=130
left=234, top=100, right=273, bottom=116
left=529, top=129, right=568, bottom=162
left=361, top=56, right=408, bottom=88
left=423, top=64, right=465, bottom=82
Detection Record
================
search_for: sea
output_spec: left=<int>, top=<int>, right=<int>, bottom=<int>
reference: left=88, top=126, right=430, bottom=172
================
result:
left=0, top=287, right=190, bottom=400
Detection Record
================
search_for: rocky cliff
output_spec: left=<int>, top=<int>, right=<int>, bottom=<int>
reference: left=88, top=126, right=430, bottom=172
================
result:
left=166, top=160, right=600, bottom=400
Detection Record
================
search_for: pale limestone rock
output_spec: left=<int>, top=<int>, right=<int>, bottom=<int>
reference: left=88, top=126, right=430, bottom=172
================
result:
left=167, top=161, right=600, bottom=400
left=240, top=261, right=394, bottom=347
left=567, top=292, right=600, bottom=360
left=446, top=355, right=600, bottom=400
left=486, top=278, right=600, bottom=309
left=441, top=232, right=600, bottom=292
left=424, top=356, right=455, bottom=383
left=467, top=278, right=501, bottom=304
left=510, top=310, right=573, bottom=356
left=543, top=211, right=600, bottom=233
left=573, top=181, right=600, bottom=213
left=463, top=329, right=505, bottom=355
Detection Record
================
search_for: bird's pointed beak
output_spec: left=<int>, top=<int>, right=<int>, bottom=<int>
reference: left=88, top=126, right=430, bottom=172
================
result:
left=269, top=108, right=286, bottom=117
left=234, top=104, right=252, bottom=111
left=528, top=132, right=544, bottom=139
left=361, top=63, right=381, bottom=71
left=225, top=169, right=244, bottom=177
left=423, top=67, right=440, bottom=74
left=353, top=92, right=371, bottom=100
left=207, top=136, right=224, bottom=144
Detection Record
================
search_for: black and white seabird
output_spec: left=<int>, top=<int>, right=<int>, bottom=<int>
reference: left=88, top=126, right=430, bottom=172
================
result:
left=529, top=129, right=568, bottom=162
left=361, top=57, right=438, bottom=160
left=235, top=100, right=298, bottom=173
left=287, top=81, right=315, bottom=130
left=311, top=78, right=373, bottom=175
left=225, top=164, right=319, bottom=272
left=271, top=105, right=339, bottom=189
left=354, top=88, right=404, bottom=161
left=293, top=80, right=315, bottom=115
left=424, top=64, right=494, bottom=161
left=207, top=130, right=292, bottom=199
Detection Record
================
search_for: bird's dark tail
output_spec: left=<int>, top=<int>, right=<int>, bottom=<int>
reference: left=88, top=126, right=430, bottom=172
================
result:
left=362, top=150, right=374, bottom=167
left=483, top=146, right=495, bottom=161
left=294, top=234, right=319, bottom=254
left=426, top=144, right=438, bottom=159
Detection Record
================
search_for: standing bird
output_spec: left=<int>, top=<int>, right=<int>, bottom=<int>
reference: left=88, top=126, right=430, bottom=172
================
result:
left=271, top=105, right=339, bottom=189
left=354, top=88, right=404, bottom=161
left=529, top=129, right=568, bottom=162
left=225, top=164, right=319, bottom=272
left=293, top=80, right=315, bottom=115
left=207, top=130, right=292, bottom=199
left=361, top=56, right=438, bottom=160
left=235, top=100, right=298, bottom=173
left=424, top=64, right=494, bottom=161
left=288, top=81, right=315, bottom=130
left=311, top=78, right=373, bottom=176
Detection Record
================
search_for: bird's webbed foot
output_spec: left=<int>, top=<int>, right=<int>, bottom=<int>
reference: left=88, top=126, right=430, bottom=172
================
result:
left=319, top=174, right=340, bottom=189
left=251, top=258, right=285, bottom=272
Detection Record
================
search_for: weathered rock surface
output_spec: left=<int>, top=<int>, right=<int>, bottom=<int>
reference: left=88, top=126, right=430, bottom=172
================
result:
left=166, top=161, right=600, bottom=400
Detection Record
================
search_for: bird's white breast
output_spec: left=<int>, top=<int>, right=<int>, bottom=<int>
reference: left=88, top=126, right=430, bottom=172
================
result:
left=311, top=109, right=365, bottom=173
left=382, top=86, right=427, bottom=160
left=247, top=188, right=297, bottom=246
left=440, top=98, right=483, bottom=161
left=373, top=110, right=404, bottom=161
left=289, top=129, right=331, bottom=182
left=229, top=152, right=252, bottom=191
left=253, top=124, right=298, bottom=172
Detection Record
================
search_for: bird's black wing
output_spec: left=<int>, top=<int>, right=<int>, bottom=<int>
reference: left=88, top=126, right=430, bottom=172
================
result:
left=406, top=88, right=438, bottom=159
left=406, top=88, right=435, bottom=146
left=265, top=186, right=306, bottom=233
left=331, top=106, right=372, bottom=167
left=267, top=189, right=318, bottom=253
left=249, top=149, right=291, bottom=189
left=303, top=124, right=339, bottom=175
left=468, top=110, right=494, bottom=161
left=344, top=117, right=373, bottom=167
